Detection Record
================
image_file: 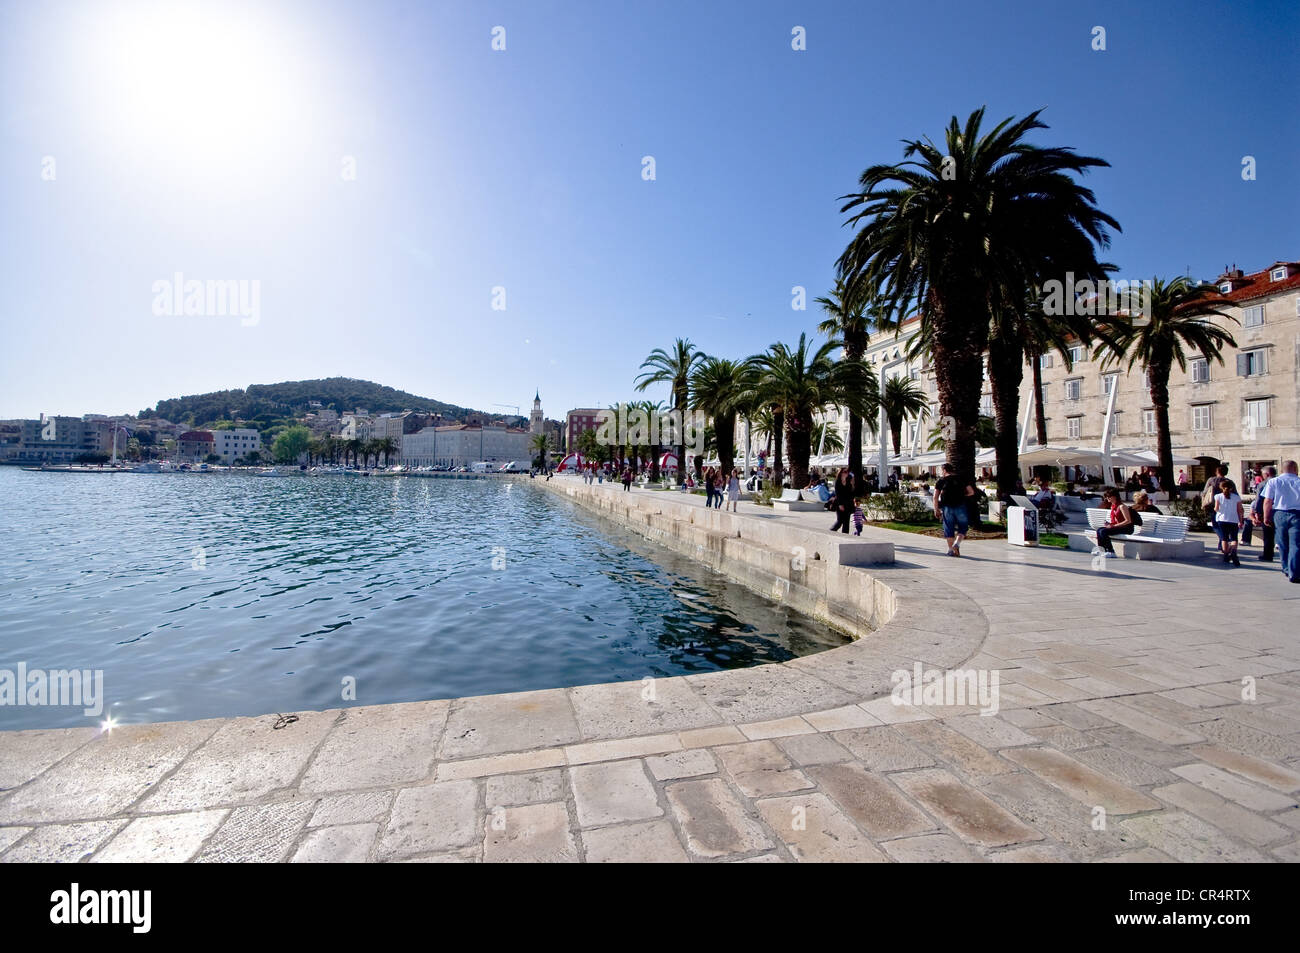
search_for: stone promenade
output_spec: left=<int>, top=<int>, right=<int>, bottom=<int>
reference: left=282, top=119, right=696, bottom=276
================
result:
left=1, top=476, right=1298, bottom=862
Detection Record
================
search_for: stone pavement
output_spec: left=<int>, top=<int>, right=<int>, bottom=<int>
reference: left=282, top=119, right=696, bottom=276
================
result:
left=1, top=475, right=1298, bottom=862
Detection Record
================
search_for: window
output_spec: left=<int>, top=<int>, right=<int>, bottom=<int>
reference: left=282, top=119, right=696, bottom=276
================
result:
left=1142, top=410, right=1157, bottom=435
left=1064, top=378, right=1082, bottom=401
left=1190, top=358, right=1209, bottom=383
left=1271, top=267, right=1288, bottom=282
left=1102, top=374, right=1118, bottom=396
left=1192, top=405, right=1212, bottom=431
left=979, top=395, right=993, bottom=417
left=1107, top=414, right=1120, bottom=436
left=1243, top=305, right=1265, bottom=328
left=1068, top=345, right=1086, bottom=363
left=1040, top=384, right=1049, bottom=405
left=1039, top=353, right=1054, bottom=369
left=1067, top=417, right=1082, bottom=440
left=1219, top=282, right=1232, bottom=294
left=1237, top=349, right=1268, bottom=377
left=1245, top=398, right=1270, bottom=429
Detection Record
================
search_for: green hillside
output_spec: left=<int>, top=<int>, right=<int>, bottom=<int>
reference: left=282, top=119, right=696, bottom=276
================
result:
left=137, top=377, right=481, bottom=427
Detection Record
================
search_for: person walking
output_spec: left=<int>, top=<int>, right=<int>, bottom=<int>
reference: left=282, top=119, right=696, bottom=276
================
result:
left=1261, top=460, right=1300, bottom=583
left=703, top=466, right=715, bottom=508
left=829, top=468, right=855, bottom=534
left=726, top=468, right=741, bottom=512
left=713, top=469, right=725, bottom=508
left=1202, top=464, right=1229, bottom=552
left=1094, top=487, right=1137, bottom=558
left=621, top=467, right=632, bottom=491
left=1251, top=466, right=1277, bottom=562
left=933, top=463, right=975, bottom=556
left=1212, top=479, right=1245, bottom=566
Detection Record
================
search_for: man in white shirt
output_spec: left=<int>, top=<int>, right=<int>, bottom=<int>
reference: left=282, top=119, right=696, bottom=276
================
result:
left=1262, top=461, right=1300, bottom=583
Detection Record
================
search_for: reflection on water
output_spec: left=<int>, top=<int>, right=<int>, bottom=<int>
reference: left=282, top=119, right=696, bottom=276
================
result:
left=0, top=469, right=848, bottom=728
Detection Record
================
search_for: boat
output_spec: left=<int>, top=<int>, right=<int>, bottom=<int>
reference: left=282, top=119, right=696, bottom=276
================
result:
left=256, top=467, right=289, bottom=477
left=131, top=460, right=177, bottom=473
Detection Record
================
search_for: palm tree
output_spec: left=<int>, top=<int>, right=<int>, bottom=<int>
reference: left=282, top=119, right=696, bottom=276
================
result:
left=929, top=415, right=997, bottom=451
left=811, top=421, right=845, bottom=456
left=630, top=399, right=666, bottom=480
left=816, top=279, right=876, bottom=480
left=1096, top=276, right=1237, bottom=495
left=691, top=356, right=757, bottom=479
left=636, top=339, right=703, bottom=486
left=530, top=433, right=550, bottom=470
left=881, top=375, right=930, bottom=455
left=751, top=333, right=876, bottom=490
left=837, top=108, right=1119, bottom=487
left=375, top=436, right=398, bottom=467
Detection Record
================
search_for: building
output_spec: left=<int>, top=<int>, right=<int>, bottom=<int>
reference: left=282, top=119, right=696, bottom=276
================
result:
left=565, top=408, right=605, bottom=452
left=529, top=391, right=544, bottom=435
left=400, top=424, right=532, bottom=469
left=177, top=430, right=216, bottom=463
left=211, top=428, right=262, bottom=463
left=1030, top=259, right=1299, bottom=483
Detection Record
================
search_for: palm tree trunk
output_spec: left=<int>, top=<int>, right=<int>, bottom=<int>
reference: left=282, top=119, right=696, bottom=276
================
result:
left=890, top=416, right=903, bottom=455
left=1032, top=354, right=1048, bottom=446
left=771, top=409, right=785, bottom=486
left=787, top=418, right=811, bottom=489
left=717, top=412, right=736, bottom=477
left=1150, top=361, right=1175, bottom=497
left=931, top=293, right=987, bottom=486
left=846, top=331, right=866, bottom=483
left=675, top=382, right=688, bottom=486
left=988, top=334, right=1024, bottom=500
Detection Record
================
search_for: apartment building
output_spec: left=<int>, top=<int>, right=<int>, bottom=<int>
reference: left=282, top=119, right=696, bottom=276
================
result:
left=211, top=428, right=262, bottom=463
left=400, top=424, right=532, bottom=468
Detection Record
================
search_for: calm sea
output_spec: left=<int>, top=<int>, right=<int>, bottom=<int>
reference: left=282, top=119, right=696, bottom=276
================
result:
left=0, top=468, right=847, bottom=729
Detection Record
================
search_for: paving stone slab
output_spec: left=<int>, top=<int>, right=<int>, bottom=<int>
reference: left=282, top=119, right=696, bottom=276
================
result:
left=290, top=823, right=378, bottom=863
left=568, top=678, right=721, bottom=740
left=440, top=690, right=578, bottom=760
left=665, top=778, right=772, bottom=859
left=0, top=819, right=126, bottom=863
left=581, top=819, right=689, bottom=863
left=806, top=762, right=936, bottom=840
left=0, top=727, right=96, bottom=791
left=142, top=711, right=337, bottom=811
left=195, top=799, right=315, bottom=862
left=829, top=727, right=936, bottom=772
left=755, top=793, right=888, bottom=862
left=299, top=701, right=448, bottom=793
left=1119, top=811, right=1270, bottom=863
left=308, top=790, right=394, bottom=827
left=882, top=833, right=982, bottom=862
left=775, top=732, right=853, bottom=767
left=485, top=769, right=566, bottom=807
left=1169, top=763, right=1297, bottom=812
left=1185, top=744, right=1300, bottom=793
left=1152, top=783, right=1290, bottom=848
left=377, top=781, right=479, bottom=860
left=483, top=802, right=577, bottom=862
left=570, top=761, right=662, bottom=828
left=645, top=749, right=717, bottom=781
left=892, top=768, right=1042, bottom=848
left=714, top=741, right=813, bottom=798
left=92, top=810, right=227, bottom=862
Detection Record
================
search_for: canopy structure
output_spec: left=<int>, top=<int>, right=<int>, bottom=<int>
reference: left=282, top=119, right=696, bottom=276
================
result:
left=1110, top=447, right=1201, bottom=467
left=556, top=452, right=585, bottom=471
left=658, top=451, right=679, bottom=470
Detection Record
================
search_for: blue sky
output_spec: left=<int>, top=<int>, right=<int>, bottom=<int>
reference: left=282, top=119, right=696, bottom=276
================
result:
left=1, top=0, right=1296, bottom=420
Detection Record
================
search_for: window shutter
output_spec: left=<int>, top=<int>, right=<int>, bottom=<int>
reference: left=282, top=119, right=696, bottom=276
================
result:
left=1237, top=353, right=1249, bottom=376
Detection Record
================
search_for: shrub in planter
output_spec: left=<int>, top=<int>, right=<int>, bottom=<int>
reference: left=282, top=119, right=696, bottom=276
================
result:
left=869, top=490, right=931, bottom=523
left=1169, top=497, right=1210, bottom=532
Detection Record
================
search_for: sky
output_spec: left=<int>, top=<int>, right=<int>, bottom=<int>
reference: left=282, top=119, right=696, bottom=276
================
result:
left=1, top=0, right=1297, bottom=421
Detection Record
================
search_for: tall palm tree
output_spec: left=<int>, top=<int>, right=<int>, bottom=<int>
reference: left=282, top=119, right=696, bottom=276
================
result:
left=630, top=399, right=666, bottom=480
left=1096, top=276, right=1237, bottom=495
left=691, top=356, right=757, bottom=478
left=881, top=375, right=930, bottom=455
left=837, top=108, right=1119, bottom=486
left=376, top=436, right=398, bottom=467
left=751, top=333, right=876, bottom=490
left=636, top=339, right=704, bottom=486
left=811, top=421, right=845, bottom=455
left=530, top=433, right=550, bottom=470
left=816, top=279, right=875, bottom=480
left=930, top=415, right=997, bottom=451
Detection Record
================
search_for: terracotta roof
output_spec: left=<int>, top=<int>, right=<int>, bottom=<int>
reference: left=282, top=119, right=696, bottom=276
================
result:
left=1210, top=261, right=1300, bottom=304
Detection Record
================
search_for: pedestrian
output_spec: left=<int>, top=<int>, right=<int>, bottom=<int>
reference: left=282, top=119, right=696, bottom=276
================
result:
left=621, top=467, right=632, bottom=491
left=829, top=468, right=855, bottom=534
left=1202, top=465, right=1229, bottom=551
left=1261, top=460, right=1300, bottom=583
left=1251, top=466, right=1277, bottom=562
left=726, top=468, right=740, bottom=512
left=1094, top=487, right=1138, bottom=558
left=1212, top=479, right=1245, bottom=566
left=1177, top=468, right=1189, bottom=486
left=703, top=466, right=715, bottom=508
left=933, top=463, right=975, bottom=557
left=713, top=469, right=725, bottom=508
left=852, top=501, right=865, bottom=536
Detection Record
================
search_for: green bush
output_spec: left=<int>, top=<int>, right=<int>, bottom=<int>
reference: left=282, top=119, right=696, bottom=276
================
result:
left=1169, top=497, right=1210, bottom=532
left=753, top=482, right=785, bottom=507
left=869, top=490, right=932, bottom=523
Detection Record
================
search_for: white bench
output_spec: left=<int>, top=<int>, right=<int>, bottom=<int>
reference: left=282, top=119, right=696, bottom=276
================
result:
left=1067, top=508, right=1204, bottom=560
left=772, top=488, right=825, bottom=512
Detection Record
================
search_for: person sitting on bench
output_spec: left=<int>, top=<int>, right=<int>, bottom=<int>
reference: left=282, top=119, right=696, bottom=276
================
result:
left=1096, top=487, right=1138, bottom=557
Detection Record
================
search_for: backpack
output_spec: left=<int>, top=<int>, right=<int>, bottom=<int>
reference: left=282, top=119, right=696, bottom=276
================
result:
left=1200, top=478, right=1220, bottom=509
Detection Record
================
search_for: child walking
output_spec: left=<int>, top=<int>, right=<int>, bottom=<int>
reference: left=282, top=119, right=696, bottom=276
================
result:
left=852, top=502, right=865, bottom=536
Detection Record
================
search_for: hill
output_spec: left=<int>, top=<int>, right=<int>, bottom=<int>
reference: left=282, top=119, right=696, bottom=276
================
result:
left=137, top=377, right=482, bottom=426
